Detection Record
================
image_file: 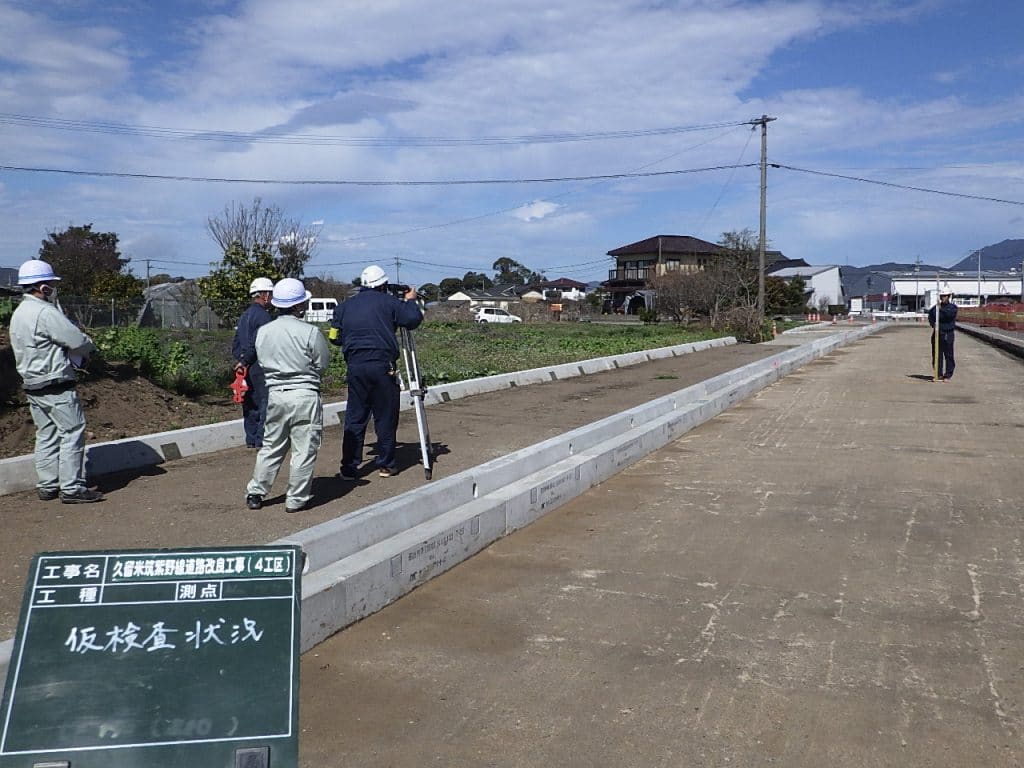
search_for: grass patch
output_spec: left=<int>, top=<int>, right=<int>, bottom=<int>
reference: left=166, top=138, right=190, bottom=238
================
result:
left=91, top=321, right=728, bottom=398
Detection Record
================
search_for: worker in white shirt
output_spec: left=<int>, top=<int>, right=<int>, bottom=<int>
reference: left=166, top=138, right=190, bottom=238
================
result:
left=9, top=259, right=103, bottom=503
left=244, top=278, right=331, bottom=513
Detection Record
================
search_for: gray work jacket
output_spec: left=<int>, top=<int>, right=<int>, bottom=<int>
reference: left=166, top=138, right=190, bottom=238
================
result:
left=255, top=315, right=331, bottom=391
left=10, top=294, right=95, bottom=391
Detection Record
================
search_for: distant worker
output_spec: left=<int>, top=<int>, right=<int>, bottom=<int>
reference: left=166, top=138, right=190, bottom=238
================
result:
left=245, top=278, right=331, bottom=513
left=928, top=290, right=958, bottom=381
left=328, top=264, right=422, bottom=479
left=232, top=277, right=275, bottom=447
left=9, top=259, right=103, bottom=503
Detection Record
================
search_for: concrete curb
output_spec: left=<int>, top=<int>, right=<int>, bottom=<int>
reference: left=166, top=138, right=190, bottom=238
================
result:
left=0, top=326, right=880, bottom=675
left=0, top=337, right=733, bottom=497
left=956, top=322, right=1024, bottom=359
left=283, top=324, right=880, bottom=653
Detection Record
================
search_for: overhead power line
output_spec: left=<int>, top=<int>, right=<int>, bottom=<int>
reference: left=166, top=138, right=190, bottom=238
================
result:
left=0, top=112, right=751, bottom=147
left=774, top=164, right=1024, bottom=206
left=334, top=125, right=749, bottom=243
left=0, top=163, right=758, bottom=186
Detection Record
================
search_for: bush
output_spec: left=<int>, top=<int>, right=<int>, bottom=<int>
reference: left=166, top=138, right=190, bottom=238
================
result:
left=92, top=327, right=225, bottom=397
left=638, top=308, right=659, bottom=324
left=0, top=298, right=14, bottom=327
left=722, top=306, right=768, bottom=343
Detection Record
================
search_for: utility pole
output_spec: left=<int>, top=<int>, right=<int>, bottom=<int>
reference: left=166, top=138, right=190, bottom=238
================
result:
left=752, top=114, right=776, bottom=321
left=976, top=250, right=981, bottom=307
left=914, top=255, right=921, bottom=312
left=394, top=257, right=401, bottom=284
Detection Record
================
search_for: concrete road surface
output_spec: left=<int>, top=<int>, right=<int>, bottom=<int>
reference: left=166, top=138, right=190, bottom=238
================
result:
left=299, top=326, right=1024, bottom=767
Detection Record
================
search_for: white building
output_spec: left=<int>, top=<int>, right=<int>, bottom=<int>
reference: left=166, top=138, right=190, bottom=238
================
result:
left=889, top=271, right=1023, bottom=309
left=768, top=265, right=843, bottom=310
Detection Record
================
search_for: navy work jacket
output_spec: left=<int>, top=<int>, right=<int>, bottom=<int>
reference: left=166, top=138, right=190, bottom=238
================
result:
left=329, top=288, right=423, bottom=364
left=232, top=302, right=273, bottom=366
left=928, top=302, right=958, bottom=333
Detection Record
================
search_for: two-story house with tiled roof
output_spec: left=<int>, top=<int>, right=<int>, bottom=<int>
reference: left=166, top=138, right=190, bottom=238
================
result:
left=603, top=235, right=789, bottom=313
left=602, top=235, right=725, bottom=312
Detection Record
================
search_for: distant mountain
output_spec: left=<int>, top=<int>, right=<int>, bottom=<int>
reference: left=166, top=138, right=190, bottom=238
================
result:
left=841, top=262, right=944, bottom=275
left=949, top=239, right=1024, bottom=272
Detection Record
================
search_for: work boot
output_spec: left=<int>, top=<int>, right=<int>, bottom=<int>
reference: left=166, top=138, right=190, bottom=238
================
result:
left=246, top=494, right=263, bottom=510
left=60, top=489, right=104, bottom=504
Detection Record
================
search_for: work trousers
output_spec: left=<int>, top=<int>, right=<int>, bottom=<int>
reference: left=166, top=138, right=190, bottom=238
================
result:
left=342, top=360, right=400, bottom=473
left=26, top=387, right=88, bottom=495
left=242, top=364, right=268, bottom=448
left=931, top=330, right=956, bottom=379
left=247, top=388, right=323, bottom=509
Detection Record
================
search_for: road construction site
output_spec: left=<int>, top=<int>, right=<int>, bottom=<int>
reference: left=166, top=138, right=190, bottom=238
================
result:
left=3, top=322, right=1024, bottom=766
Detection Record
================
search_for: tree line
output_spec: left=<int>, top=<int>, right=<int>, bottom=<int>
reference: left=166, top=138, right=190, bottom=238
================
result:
left=19, top=202, right=810, bottom=333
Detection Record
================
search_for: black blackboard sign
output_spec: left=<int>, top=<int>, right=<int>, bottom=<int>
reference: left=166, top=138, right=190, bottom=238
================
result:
left=0, top=546, right=301, bottom=768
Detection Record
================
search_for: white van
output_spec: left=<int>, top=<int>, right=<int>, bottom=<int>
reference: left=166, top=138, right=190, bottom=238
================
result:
left=304, top=297, right=338, bottom=324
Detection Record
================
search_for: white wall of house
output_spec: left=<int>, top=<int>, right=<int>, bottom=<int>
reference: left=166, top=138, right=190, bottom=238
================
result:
left=446, top=292, right=512, bottom=310
left=807, top=267, right=842, bottom=308
left=543, top=287, right=586, bottom=301
left=772, top=266, right=842, bottom=309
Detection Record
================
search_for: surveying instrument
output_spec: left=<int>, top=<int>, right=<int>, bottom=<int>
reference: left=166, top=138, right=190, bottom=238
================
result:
left=396, top=313, right=435, bottom=481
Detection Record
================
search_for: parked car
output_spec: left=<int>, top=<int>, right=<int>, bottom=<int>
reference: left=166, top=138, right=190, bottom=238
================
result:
left=474, top=307, right=522, bottom=323
left=304, top=297, right=338, bottom=323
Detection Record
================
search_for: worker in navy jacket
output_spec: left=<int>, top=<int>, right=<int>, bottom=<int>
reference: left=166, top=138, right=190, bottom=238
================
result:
left=232, top=278, right=274, bottom=447
left=927, top=291, right=958, bottom=380
left=328, top=264, right=422, bottom=478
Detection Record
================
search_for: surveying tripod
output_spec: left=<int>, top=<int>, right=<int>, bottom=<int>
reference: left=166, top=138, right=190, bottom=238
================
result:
left=397, top=326, right=434, bottom=480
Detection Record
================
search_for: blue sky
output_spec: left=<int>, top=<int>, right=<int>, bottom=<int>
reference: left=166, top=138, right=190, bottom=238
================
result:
left=0, top=0, right=1022, bottom=287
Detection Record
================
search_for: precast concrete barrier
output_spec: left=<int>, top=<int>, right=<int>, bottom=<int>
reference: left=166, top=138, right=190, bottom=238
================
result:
left=285, top=324, right=881, bottom=652
left=956, top=323, right=1024, bottom=359
left=0, top=337, right=734, bottom=497
left=0, top=336, right=734, bottom=675
left=0, top=327, right=880, bottom=675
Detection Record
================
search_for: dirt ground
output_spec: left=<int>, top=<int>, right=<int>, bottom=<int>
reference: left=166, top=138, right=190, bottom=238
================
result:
left=0, top=326, right=333, bottom=458
left=0, top=341, right=780, bottom=639
left=0, top=368, right=244, bottom=459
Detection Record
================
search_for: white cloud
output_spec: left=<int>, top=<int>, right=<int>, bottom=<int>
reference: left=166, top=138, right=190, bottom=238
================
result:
left=0, top=0, right=1021, bottom=280
left=512, top=201, right=560, bottom=221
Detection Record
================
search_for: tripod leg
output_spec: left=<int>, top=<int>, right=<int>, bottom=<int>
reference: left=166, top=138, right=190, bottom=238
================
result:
left=399, top=328, right=434, bottom=480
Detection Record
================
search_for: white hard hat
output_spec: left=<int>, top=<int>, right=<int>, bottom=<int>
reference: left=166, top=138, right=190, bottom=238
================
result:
left=249, top=277, right=275, bottom=295
left=271, top=277, right=312, bottom=309
left=18, top=259, right=61, bottom=286
left=360, top=264, right=388, bottom=288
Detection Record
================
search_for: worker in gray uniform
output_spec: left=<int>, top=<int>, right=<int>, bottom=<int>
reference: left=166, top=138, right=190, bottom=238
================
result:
left=245, top=278, right=331, bottom=513
left=9, top=259, right=103, bottom=503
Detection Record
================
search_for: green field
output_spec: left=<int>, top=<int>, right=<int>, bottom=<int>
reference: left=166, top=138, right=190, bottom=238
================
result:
left=89, top=320, right=731, bottom=397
